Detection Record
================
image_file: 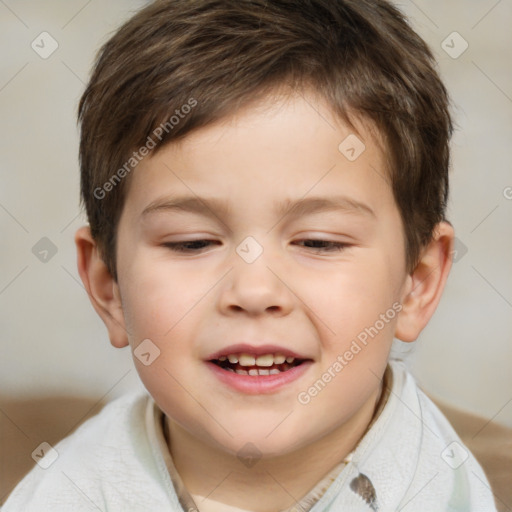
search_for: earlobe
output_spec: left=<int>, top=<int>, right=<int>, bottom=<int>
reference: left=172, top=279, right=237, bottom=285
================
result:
left=395, top=221, right=454, bottom=342
left=74, top=225, right=129, bottom=348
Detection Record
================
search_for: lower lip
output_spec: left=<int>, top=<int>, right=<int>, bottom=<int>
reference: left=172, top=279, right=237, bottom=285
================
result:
left=205, top=360, right=314, bottom=395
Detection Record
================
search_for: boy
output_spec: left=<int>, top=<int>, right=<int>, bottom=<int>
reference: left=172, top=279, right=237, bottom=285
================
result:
left=2, top=0, right=498, bottom=510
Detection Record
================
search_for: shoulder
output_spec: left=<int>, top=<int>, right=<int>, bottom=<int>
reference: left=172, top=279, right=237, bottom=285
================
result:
left=388, top=360, right=498, bottom=511
left=1, top=390, right=176, bottom=511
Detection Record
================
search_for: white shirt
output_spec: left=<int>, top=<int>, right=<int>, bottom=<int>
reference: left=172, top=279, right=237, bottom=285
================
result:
left=1, top=360, right=498, bottom=511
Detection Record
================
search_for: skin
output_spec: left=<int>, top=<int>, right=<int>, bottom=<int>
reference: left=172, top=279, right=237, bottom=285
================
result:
left=75, top=89, right=454, bottom=512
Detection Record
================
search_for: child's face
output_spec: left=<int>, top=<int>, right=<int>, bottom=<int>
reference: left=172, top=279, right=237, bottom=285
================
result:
left=114, top=90, right=411, bottom=457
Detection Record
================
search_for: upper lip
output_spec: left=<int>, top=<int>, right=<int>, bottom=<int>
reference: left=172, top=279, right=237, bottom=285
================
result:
left=206, top=343, right=311, bottom=361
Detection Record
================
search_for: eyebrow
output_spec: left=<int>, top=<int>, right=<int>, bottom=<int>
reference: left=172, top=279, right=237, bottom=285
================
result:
left=140, top=194, right=376, bottom=222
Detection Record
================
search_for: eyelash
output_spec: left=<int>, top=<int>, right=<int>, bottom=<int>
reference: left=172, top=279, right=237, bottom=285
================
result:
left=163, top=239, right=350, bottom=253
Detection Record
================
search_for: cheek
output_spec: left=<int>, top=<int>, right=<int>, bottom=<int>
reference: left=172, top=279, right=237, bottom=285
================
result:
left=302, top=258, right=401, bottom=376
left=122, top=258, right=203, bottom=340
left=310, top=262, right=396, bottom=328
left=120, top=258, right=214, bottom=393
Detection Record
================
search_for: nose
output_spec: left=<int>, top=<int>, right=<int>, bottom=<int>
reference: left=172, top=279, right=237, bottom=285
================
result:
left=217, top=248, right=294, bottom=317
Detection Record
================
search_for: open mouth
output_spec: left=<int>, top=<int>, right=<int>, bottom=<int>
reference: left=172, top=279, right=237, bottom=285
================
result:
left=210, top=353, right=307, bottom=376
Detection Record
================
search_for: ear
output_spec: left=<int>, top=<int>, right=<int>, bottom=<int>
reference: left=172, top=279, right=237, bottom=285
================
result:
left=395, top=221, right=455, bottom=342
left=74, top=225, right=129, bottom=348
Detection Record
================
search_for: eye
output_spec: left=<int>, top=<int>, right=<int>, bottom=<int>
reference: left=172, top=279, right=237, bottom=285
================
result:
left=162, top=239, right=351, bottom=254
left=294, top=239, right=350, bottom=253
left=163, top=240, right=218, bottom=253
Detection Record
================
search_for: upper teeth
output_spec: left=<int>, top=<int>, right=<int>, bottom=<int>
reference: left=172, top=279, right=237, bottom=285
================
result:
left=218, top=353, right=296, bottom=366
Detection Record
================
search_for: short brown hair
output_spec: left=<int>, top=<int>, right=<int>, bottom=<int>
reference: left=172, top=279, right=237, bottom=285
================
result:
left=78, top=0, right=453, bottom=282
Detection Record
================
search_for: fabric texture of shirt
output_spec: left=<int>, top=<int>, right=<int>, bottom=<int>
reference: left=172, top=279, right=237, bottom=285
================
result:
left=1, top=360, right=498, bottom=512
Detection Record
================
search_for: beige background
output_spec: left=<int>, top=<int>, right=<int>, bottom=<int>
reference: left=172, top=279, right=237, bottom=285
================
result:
left=0, top=0, right=511, bottom=429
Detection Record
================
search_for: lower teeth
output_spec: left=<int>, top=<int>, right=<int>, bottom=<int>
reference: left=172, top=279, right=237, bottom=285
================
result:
left=229, top=368, right=281, bottom=376
left=214, top=360, right=302, bottom=377
left=221, top=362, right=297, bottom=376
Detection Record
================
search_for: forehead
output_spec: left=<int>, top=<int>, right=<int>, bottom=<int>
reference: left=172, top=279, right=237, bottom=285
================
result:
left=121, top=91, right=394, bottom=225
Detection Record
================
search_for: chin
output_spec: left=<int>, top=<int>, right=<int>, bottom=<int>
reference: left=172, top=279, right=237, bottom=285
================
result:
left=209, top=423, right=309, bottom=460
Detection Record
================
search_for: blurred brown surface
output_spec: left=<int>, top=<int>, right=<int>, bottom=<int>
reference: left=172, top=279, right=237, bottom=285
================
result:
left=0, top=395, right=108, bottom=506
left=1, top=395, right=511, bottom=510
left=432, top=396, right=512, bottom=512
